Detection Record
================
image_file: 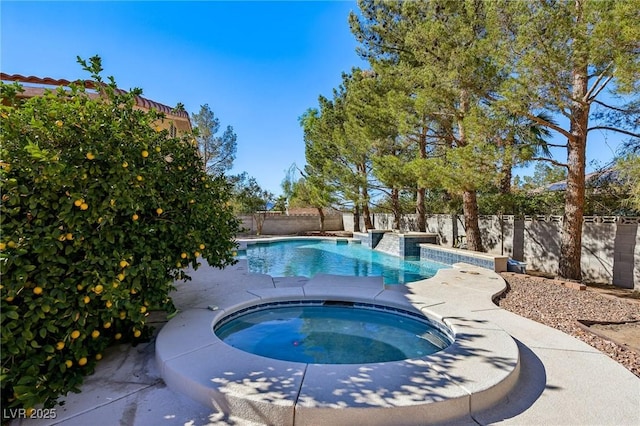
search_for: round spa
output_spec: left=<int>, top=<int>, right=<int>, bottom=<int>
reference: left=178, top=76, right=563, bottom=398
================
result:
left=156, top=291, right=521, bottom=425
left=214, top=300, right=453, bottom=364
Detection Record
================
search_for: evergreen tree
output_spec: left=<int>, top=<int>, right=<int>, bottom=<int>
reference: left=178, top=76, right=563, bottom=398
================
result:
left=351, top=0, right=507, bottom=251
left=191, top=104, right=237, bottom=175
left=496, top=0, right=640, bottom=279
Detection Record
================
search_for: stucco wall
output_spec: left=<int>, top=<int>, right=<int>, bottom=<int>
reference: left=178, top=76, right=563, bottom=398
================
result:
left=344, top=213, right=639, bottom=289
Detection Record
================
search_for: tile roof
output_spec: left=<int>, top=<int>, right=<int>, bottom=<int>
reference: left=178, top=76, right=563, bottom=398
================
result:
left=1, top=73, right=189, bottom=119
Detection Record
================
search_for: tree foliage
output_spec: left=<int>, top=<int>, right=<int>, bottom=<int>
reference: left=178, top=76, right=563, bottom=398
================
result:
left=229, top=172, right=273, bottom=214
left=0, top=56, right=240, bottom=410
left=191, top=104, right=237, bottom=175
left=494, top=0, right=640, bottom=279
left=616, top=154, right=640, bottom=213
left=350, top=0, right=511, bottom=251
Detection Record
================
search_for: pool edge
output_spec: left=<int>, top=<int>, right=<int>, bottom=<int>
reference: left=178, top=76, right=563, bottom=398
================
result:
left=156, top=269, right=521, bottom=425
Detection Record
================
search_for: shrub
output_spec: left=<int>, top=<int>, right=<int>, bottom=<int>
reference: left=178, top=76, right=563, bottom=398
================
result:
left=0, top=56, right=240, bottom=410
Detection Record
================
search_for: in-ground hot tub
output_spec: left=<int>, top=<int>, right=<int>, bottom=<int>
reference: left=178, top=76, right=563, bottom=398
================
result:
left=156, top=275, right=521, bottom=426
left=214, top=300, right=453, bottom=364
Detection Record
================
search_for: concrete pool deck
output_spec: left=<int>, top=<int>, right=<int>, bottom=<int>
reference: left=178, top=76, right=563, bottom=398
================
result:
left=13, top=258, right=640, bottom=425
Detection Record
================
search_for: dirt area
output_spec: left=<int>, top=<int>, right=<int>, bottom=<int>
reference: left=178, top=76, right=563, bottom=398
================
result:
left=573, top=283, right=640, bottom=353
left=499, top=272, right=640, bottom=378
left=583, top=321, right=640, bottom=353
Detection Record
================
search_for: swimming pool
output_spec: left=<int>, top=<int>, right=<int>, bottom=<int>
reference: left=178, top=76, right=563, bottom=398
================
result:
left=243, top=239, right=449, bottom=284
left=214, top=301, right=452, bottom=364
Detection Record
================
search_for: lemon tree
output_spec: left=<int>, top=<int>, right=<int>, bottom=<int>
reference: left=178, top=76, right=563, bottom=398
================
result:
left=0, top=56, right=240, bottom=410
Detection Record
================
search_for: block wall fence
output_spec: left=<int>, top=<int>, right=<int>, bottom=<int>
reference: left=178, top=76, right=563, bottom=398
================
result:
left=343, top=213, right=639, bottom=290
left=237, top=213, right=344, bottom=236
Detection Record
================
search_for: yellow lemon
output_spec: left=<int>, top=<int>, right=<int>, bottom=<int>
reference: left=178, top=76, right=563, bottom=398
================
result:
left=91, top=330, right=100, bottom=339
left=199, top=244, right=205, bottom=250
left=80, top=203, right=89, bottom=210
left=95, top=353, right=103, bottom=361
left=103, top=321, right=112, bottom=329
left=119, top=311, right=126, bottom=319
left=78, top=357, right=87, bottom=366
left=0, top=242, right=5, bottom=251
left=136, top=175, right=143, bottom=181
left=77, top=284, right=84, bottom=291
left=33, top=286, right=43, bottom=295
left=86, top=152, right=95, bottom=160
left=105, top=300, right=112, bottom=308
left=132, top=214, right=139, bottom=221
left=155, top=146, right=161, bottom=153
left=117, top=273, right=125, bottom=281
left=156, top=208, right=163, bottom=215
left=180, top=252, right=187, bottom=259
left=7, top=241, right=17, bottom=248
left=66, top=233, right=73, bottom=240
left=119, top=260, right=128, bottom=268
left=70, top=330, right=80, bottom=339
left=83, top=296, right=90, bottom=304
left=55, top=120, right=63, bottom=127
left=56, top=341, right=65, bottom=350
left=112, top=281, right=119, bottom=288
left=74, top=199, right=83, bottom=207
left=194, top=251, right=200, bottom=257
left=140, top=306, right=147, bottom=313
left=141, top=150, right=149, bottom=158
left=115, top=333, right=122, bottom=340
left=130, top=288, right=137, bottom=294
left=58, top=235, right=66, bottom=241
left=122, top=161, right=128, bottom=168
left=93, top=284, right=103, bottom=294
left=133, top=329, right=141, bottom=338
left=65, top=360, right=73, bottom=368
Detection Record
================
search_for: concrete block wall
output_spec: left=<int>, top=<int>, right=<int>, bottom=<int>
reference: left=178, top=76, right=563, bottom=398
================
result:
left=345, top=213, right=639, bottom=289
left=238, top=214, right=343, bottom=236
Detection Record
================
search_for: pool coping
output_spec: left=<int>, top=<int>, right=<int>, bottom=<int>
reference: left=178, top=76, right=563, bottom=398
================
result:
left=156, top=243, right=522, bottom=425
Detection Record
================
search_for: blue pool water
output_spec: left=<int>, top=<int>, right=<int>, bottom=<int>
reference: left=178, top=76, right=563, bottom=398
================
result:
left=244, top=239, right=448, bottom=284
left=214, top=302, right=452, bottom=364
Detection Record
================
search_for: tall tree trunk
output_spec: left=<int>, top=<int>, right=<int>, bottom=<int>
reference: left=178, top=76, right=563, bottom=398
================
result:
left=416, top=125, right=427, bottom=231
left=362, top=194, right=374, bottom=229
left=416, top=187, right=426, bottom=231
left=353, top=205, right=361, bottom=232
left=391, top=188, right=400, bottom=230
left=462, top=190, right=484, bottom=252
left=317, top=207, right=325, bottom=231
left=559, top=71, right=588, bottom=280
left=359, top=164, right=374, bottom=229
left=457, top=90, right=483, bottom=252
left=559, top=0, right=587, bottom=281
left=499, top=151, right=513, bottom=194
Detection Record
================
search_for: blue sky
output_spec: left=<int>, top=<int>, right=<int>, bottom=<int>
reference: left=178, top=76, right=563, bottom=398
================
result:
left=1, top=1, right=626, bottom=195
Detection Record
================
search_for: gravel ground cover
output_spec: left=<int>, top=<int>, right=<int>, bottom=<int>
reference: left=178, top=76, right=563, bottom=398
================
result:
left=497, top=272, right=640, bottom=378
